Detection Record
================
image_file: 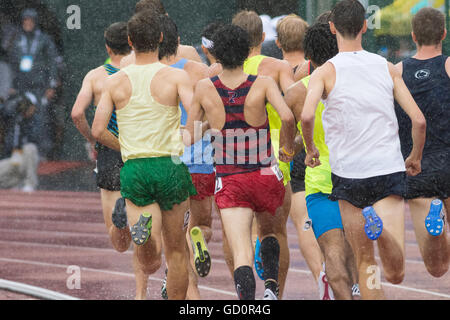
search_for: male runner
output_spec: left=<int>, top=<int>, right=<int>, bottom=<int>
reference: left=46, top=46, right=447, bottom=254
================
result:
left=71, top=22, right=131, bottom=254
left=231, top=10, right=295, bottom=298
left=184, top=23, right=296, bottom=300
left=200, top=21, right=224, bottom=66
left=395, top=7, right=449, bottom=277
left=92, top=11, right=197, bottom=300
left=301, top=0, right=426, bottom=300
left=120, top=0, right=202, bottom=68
left=158, top=14, right=213, bottom=300
left=275, top=14, right=328, bottom=298
left=285, top=22, right=358, bottom=300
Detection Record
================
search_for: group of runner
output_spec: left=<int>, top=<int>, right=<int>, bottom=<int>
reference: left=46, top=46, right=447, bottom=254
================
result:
left=72, top=0, right=449, bottom=300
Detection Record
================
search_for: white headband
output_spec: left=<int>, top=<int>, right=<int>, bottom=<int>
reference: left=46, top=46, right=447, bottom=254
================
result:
left=202, top=37, right=214, bottom=49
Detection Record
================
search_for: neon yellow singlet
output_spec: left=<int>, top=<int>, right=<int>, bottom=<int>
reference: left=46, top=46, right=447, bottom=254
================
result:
left=298, top=76, right=333, bottom=197
left=243, top=55, right=291, bottom=186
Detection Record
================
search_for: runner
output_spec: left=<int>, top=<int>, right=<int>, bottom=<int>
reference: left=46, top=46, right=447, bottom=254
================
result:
left=200, top=21, right=225, bottom=66
left=71, top=22, right=131, bottom=254
left=184, top=23, right=296, bottom=300
left=120, top=0, right=202, bottom=68
left=275, top=14, right=331, bottom=299
left=301, top=0, right=426, bottom=300
left=158, top=14, right=214, bottom=300
left=231, top=10, right=295, bottom=298
left=395, top=7, right=449, bottom=277
left=92, top=11, right=197, bottom=300
left=285, top=21, right=359, bottom=300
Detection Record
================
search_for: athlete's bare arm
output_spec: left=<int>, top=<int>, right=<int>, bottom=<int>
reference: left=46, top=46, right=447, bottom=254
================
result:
left=92, top=73, right=127, bottom=152
left=285, top=81, right=308, bottom=124
left=388, top=62, right=427, bottom=177
left=178, top=45, right=202, bottom=63
left=185, top=60, right=209, bottom=86
left=183, top=79, right=212, bottom=146
left=71, top=70, right=96, bottom=145
left=262, top=76, right=296, bottom=162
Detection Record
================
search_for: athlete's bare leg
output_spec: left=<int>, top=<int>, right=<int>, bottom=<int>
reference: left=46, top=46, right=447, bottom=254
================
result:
left=289, top=190, right=324, bottom=281
left=100, top=189, right=131, bottom=252
left=339, top=200, right=384, bottom=300
left=161, top=200, right=190, bottom=300
left=409, top=198, right=449, bottom=277
left=317, top=229, right=353, bottom=300
left=126, top=200, right=163, bottom=282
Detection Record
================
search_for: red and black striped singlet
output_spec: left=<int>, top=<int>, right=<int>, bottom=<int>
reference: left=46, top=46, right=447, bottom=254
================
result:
left=211, top=75, right=274, bottom=178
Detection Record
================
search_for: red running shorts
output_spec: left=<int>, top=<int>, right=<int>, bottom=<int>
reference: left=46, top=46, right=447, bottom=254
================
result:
left=214, top=166, right=285, bottom=215
left=190, top=172, right=216, bottom=201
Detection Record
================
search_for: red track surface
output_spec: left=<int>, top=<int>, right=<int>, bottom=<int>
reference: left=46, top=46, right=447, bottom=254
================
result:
left=0, top=190, right=448, bottom=300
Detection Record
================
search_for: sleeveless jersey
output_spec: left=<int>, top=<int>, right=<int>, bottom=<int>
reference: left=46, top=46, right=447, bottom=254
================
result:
left=211, top=74, right=274, bottom=178
left=117, top=63, right=183, bottom=162
left=172, top=58, right=214, bottom=174
left=396, top=55, right=450, bottom=157
left=323, top=50, right=405, bottom=179
left=243, top=55, right=291, bottom=185
left=297, top=76, right=332, bottom=197
left=103, top=64, right=120, bottom=137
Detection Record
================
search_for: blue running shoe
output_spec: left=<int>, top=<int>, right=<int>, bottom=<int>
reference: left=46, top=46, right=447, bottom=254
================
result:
left=425, top=199, right=445, bottom=237
left=254, top=237, right=264, bottom=281
left=362, top=207, right=383, bottom=241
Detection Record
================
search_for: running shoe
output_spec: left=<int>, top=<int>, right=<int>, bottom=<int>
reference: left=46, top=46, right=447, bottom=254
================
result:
left=318, top=271, right=335, bottom=300
left=263, top=288, right=278, bottom=300
left=254, top=237, right=265, bottom=281
left=161, top=268, right=168, bottom=300
left=112, top=198, right=128, bottom=230
left=425, top=199, right=445, bottom=237
left=131, top=213, right=152, bottom=246
left=190, top=227, right=211, bottom=278
left=362, top=207, right=383, bottom=241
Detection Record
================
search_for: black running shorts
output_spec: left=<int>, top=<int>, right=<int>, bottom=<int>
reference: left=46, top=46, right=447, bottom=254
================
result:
left=405, top=150, right=450, bottom=200
left=330, top=171, right=406, bottom=209
left=290, top=149, right=307, bottom=194
left=95, top=144, right=124, bottom=192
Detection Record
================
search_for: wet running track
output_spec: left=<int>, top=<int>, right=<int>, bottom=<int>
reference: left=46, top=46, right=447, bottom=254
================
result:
left=0, top=178, right=449, bottom=300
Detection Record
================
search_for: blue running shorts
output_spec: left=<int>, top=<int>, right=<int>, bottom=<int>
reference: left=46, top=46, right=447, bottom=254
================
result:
left=306, top=192, right=344, bottom=239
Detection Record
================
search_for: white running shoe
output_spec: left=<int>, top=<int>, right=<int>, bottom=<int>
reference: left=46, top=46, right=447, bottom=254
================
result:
left=318, top=271, right=335, bottom=300
left=263, top=288, right=278, bottom=300
left=352, top=284, right=361, bottom=299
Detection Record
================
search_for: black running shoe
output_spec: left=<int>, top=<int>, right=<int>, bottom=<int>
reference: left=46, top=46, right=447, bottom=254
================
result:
left=112, top=198, right=128, bottom=230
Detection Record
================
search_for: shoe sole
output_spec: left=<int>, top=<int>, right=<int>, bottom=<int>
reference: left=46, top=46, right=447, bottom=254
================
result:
left=131, top=213, right=152, bottom=246
left=363, top=207, right=383, bottom=241
left=425, top=199, right=444, bottom=237
left=254, top=237, right=264, bottom=280
left=112, top=198, right=128, bottom=230
left=190, top=227, right=211, bottom=278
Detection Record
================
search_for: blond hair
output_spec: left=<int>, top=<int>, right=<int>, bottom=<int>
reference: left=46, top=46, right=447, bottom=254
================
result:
left=276, top=14, right=308, bottom=53
left=232, top=10, right=263, bottom=48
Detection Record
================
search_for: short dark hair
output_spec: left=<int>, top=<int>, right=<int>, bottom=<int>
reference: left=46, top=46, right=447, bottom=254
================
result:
left=127, top=10, right=161, bottom=53
left=315, top=11, right=332, bottom=24
left=202, top=21, right=225, bottom=41
left=135, top=0, right=166, bottom=15
left=232, top=10, right=263, bottom=48
left=330, top=0, right=366, bottom=39
left=159, top=15, right=178, bottom=59
left=304, top=23, right=338, bottom=67
left=212, top=24, right=250, bottom=69
left=412, top=7, right=446, bottom=46
left=104, top=22, right=132, bottom=56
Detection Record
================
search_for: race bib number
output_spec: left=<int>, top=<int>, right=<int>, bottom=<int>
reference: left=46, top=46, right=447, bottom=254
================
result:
left=215, top=177, right=223, bottom=194
left=20, top=56, right=33, bottom=72
left=271, top=165, right=284, bottom=182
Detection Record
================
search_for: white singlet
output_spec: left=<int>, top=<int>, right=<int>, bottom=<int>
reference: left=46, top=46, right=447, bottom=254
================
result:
left=322, top=50, right=406, bottom=179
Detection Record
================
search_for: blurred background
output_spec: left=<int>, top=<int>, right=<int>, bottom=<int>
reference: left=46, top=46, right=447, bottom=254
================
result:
left=0, top=0, right=448, bottom=189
